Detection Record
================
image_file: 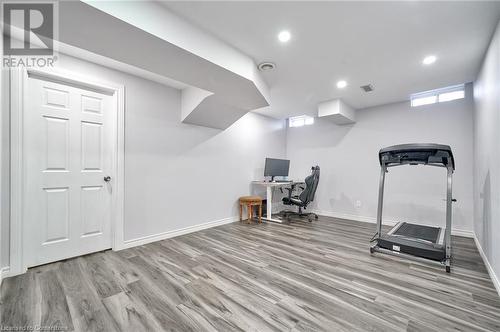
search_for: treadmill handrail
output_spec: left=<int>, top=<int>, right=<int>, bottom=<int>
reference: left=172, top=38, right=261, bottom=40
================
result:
left=384, top=161, right=452, bottom=169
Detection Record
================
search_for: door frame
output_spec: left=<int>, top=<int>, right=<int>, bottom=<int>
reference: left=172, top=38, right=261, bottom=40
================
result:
left=10, top=67, right=125, bottom=276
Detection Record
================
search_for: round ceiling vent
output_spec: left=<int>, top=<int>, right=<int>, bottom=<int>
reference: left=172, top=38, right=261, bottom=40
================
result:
left=258, top=62, right=276, bottom=71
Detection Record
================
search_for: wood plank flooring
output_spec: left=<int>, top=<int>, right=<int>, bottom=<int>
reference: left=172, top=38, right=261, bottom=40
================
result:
left=1, top=216, right=500, bottom=331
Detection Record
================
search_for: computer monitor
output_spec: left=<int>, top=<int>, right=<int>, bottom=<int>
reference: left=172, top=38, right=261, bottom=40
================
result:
left=264, top=158, right=290, bottom=181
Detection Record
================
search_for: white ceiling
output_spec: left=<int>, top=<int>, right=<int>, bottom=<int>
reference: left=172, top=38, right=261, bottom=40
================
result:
left=161, top=1, right=500, bottom=119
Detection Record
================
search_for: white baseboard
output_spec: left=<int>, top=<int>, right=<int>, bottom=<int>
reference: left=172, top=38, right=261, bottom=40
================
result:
left=313, top=209, right=474, bottom=238
left=120, top=216, right=238, bottom=250
left=451, top=228, right=475, bottom=238
left=473, top=234, right=500, bottom=297
left=0, top=266, right=10, bottom=283
left=313, top=210, right=392, bottom=226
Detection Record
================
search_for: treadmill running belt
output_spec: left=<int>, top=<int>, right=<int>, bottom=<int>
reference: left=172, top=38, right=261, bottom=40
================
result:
left=393, top=222, right=440, bottom=243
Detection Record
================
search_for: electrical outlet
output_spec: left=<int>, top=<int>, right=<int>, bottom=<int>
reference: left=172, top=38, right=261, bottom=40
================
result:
left=356, top=200, right=362, bottom=208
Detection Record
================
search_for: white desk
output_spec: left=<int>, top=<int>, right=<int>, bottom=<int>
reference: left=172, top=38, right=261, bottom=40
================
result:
left=252, top=181, right=305, bottom=223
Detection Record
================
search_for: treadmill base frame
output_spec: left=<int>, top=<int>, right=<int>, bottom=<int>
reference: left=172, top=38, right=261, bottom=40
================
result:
left=370, top=243, right=451, bottom=273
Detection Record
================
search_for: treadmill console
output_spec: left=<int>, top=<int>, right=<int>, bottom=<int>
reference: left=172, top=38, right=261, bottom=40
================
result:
left=379, top=143, right=455, bottom=170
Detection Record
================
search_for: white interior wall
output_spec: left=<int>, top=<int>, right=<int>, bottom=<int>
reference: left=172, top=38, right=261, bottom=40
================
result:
left=0, top=54, right=286, bottom=268
left=286, top=86, right=474, bottom=233
left=473, top=21, right=500, bottom=289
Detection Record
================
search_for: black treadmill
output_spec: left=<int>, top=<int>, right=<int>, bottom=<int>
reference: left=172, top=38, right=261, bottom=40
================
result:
left=369, top=143, right=455, bottom=272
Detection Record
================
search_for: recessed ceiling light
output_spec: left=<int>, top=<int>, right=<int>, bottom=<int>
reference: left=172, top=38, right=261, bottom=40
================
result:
left=278, top=30, right=291, bottom=43
left=423, top=55, right=437, bottom=65
left=337, top=80, right=347, bottom=89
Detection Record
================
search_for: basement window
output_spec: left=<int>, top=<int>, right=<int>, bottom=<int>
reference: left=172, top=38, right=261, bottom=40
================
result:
left=411, top=84, right=465, bottom=107
left=289, top=115, right=314, bottom=127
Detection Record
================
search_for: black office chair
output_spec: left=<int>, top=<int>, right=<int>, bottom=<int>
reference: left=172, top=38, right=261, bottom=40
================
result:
left=281, top=166, right=320, bottom=222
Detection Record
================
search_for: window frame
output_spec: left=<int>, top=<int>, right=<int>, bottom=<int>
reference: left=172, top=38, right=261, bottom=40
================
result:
left=289, top=115, right=315, bottom=127
left=411, top=84, right=465, bottom=108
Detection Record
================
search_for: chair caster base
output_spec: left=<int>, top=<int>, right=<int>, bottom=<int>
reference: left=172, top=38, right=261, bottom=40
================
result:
left=281, top=211, right=317, bottom=223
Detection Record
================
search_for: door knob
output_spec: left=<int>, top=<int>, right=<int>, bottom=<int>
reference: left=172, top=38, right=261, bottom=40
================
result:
left=104, top=176, right=111, bottom=182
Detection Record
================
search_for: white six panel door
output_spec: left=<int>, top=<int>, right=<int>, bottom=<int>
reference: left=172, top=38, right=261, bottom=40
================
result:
left=24, top=75, right=114, bottom=267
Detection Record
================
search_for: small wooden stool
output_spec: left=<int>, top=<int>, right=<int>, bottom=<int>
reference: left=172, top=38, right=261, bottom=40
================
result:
left=239, top=196, right=263, bottom=224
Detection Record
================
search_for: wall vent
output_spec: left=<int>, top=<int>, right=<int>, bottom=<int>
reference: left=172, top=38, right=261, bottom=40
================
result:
left=360, top=84, right=374, bottom=92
